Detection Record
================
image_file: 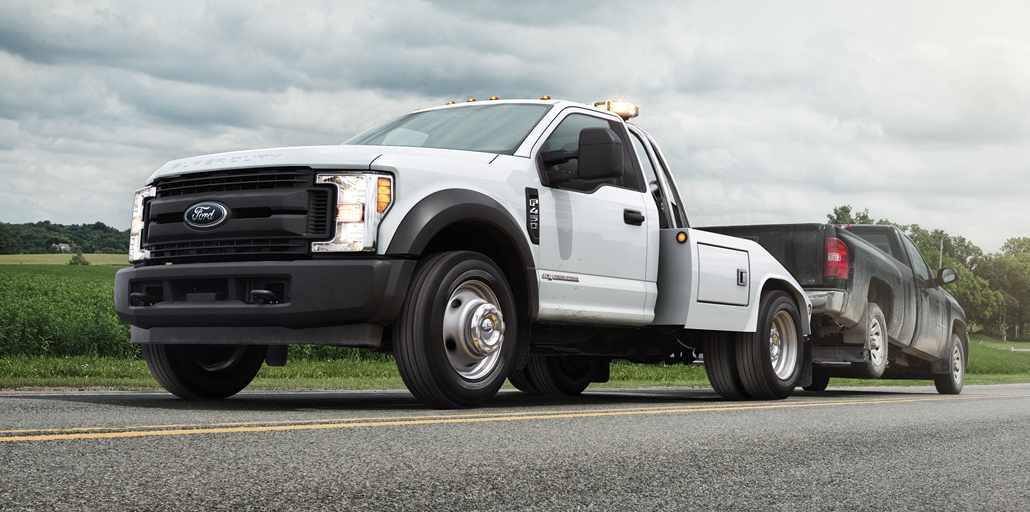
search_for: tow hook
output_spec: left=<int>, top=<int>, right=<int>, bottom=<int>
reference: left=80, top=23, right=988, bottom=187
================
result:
left=250, top=289, right=281, bottom=304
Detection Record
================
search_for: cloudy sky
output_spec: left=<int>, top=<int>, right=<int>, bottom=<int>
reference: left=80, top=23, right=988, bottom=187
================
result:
left=1, top=0, right=1028, bottom=252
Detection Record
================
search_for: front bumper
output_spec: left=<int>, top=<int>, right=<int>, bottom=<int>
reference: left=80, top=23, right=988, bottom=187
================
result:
left=114, top=258, right=415, bottom=339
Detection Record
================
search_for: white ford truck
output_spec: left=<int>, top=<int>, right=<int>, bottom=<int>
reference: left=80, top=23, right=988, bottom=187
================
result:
left=114, top=98, right=812, bottom=408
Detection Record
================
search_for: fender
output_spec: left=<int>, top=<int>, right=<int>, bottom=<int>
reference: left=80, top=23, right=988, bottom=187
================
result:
left=385, top=189, right=539, bottom=319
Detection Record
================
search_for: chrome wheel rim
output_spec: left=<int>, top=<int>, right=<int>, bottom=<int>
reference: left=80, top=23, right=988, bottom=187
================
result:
left=769, top=310, right=799, bottom=380
left=868, top=316, right=885, bottom=366
left=951, top=344, right=964, bottom=384
left=442, top=279, right=505, bottom=380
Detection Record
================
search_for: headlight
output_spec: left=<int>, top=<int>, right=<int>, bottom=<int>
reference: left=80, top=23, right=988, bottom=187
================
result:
left=129, top=186, right=156, bottom=263
left=312, top=173, right=393, bottom=252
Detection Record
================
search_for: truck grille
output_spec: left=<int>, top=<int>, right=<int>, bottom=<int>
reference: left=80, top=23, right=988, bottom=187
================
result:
left=155, top=168, right=312, bottom=197
left=142, top=167, right=334, bottom=264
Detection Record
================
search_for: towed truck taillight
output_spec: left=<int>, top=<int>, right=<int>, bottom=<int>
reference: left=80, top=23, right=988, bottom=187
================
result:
left=825, top=237, right=849, bottom=279
left=312, top=173, right=393, bottom=252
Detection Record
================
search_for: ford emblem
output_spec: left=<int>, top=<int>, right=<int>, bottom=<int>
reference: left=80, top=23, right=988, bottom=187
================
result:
left=184, top=202, right=229, bottom=228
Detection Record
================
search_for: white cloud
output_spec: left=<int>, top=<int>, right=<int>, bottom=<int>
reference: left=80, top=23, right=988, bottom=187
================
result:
left=0, top=0, right=1028, bottom=252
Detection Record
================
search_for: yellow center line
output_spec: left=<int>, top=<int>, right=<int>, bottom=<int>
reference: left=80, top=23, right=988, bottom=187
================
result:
left=2, top=393, right=1027, bottom=443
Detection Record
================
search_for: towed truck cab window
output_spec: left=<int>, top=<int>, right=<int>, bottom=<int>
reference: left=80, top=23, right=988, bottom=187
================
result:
left=343, top=103, right=551, bottom=155
left=901, top=235, right=934, bottom=282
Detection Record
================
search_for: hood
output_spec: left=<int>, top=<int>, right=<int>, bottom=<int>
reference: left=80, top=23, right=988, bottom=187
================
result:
left=147, top=144, right=498, bottom=183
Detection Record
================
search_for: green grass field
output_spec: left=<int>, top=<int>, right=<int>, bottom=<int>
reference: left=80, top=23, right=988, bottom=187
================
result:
left=0, top=254, right=130, bottom=266
left=0, top=263, right=1028, bottom=392
left=2, top=341, right=1029, bottom=391
left=0, top=263, right=122, bottom=283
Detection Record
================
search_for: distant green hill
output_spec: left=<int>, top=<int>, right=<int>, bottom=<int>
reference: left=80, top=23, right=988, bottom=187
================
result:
left=0, top=220, right=129, bottom=254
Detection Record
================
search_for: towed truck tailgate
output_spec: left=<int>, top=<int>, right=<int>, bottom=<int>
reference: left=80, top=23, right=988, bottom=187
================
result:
left=699, top=223, right=838, bottom=287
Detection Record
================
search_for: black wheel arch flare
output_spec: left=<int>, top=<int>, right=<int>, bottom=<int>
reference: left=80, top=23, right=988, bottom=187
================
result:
left=385, top=189, right=539, bottom=320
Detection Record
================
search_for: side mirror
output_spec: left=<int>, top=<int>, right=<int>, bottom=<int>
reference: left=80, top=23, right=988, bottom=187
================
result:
left=576, top=127, right=624, bottom=181
left=936, top=267, right=958, bottom=286
left=541, top=127, right=624, bottom=182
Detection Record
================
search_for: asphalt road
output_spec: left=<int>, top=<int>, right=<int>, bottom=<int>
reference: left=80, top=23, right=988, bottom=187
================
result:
left=2, top=384, right=1029, bottom=511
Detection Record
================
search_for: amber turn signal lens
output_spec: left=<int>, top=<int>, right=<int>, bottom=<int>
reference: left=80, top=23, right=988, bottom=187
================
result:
left=377, top=178, right=392, bottom=213
left=677, top=232, right=687, bottom=243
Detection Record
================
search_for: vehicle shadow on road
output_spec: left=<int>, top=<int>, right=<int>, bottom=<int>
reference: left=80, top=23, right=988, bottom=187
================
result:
left=3, top=386, right=937, bottom=414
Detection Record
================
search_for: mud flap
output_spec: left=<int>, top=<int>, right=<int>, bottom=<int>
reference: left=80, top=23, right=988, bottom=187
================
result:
left=513, top=316, right=532, bottom=371
left=590, top=360, right=611, bottom=383
left=797, top=335, right=814, bottom=388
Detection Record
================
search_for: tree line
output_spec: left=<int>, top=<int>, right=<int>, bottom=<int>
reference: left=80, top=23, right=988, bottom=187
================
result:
left=0, top=221, right=129, bottom=255
left=828, top=205, right=1028, bottom=341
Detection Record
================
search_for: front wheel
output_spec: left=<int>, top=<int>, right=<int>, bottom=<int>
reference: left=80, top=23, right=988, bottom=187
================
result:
left=736, top=291, right=803, bottom=400
left=393, top=252, right=517, bottom=408
left=142, top=344, right=267, bottom=399
left=934, top=334, right=965, bottom=395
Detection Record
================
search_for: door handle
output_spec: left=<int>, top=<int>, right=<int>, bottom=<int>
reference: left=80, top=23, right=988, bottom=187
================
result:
left=624, top=209, right=645, bottom=226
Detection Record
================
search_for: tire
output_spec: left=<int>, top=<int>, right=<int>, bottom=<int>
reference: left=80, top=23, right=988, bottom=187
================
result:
left=142, top=344, right=267, bottom=400
left=850, top=304, right=888, bottom=379
left=507, top=365, right=540, bottom=394
left=934, top=334, right=965, bottom=395
left=393, top=251, right=517, bottom=408
left=527, top=355, right=596, bottom=396
left=702, top=331, right=749, bottom=400
left=736, top=291, right=803, bottom=400
left=803, top=366, right=830, bottom=392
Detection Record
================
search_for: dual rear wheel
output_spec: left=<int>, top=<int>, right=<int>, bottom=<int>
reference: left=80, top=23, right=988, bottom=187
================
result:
left=507, top=356, right=599, bottom=396
left=703, top=291, right=803, bottom=400
left=142, top=344, right=267, bottom=400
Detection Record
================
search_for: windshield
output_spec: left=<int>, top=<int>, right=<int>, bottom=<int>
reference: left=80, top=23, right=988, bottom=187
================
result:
left=343, top=103, right=551, bottom=155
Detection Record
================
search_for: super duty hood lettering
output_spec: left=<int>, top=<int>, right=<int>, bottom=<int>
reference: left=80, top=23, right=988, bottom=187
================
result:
left=148, top=145, right=387, bottom=182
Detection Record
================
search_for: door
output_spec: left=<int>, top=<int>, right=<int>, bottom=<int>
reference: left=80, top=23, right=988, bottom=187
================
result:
left=533, top=109, right=654, bottom=326
left=901, top=235, right=948, bottom=356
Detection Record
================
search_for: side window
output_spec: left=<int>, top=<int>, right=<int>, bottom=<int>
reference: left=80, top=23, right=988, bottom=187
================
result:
left=901, top=236, right=933, bottom=281
left=630, top=133, right=659, bottom=185
left=630, top=132, right=671, bottom=229
left=539, top=113, right=640, bottom=192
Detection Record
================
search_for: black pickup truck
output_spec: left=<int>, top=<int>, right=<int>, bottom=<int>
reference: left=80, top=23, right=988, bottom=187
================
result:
left=702, top=224, right=967, bottom=394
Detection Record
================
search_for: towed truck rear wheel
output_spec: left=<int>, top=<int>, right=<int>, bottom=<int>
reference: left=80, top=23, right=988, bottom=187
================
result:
left=849, top=303, right=888, bottom=379
left=142, top=344, right=267, bottom=400
left=393, top=251, right=517, bottom=408
left=736, top=291, right=803, bottom=400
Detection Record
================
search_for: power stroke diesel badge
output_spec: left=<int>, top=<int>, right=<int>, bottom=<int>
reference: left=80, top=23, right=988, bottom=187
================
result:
left=184, top=202, right=229, bottom=228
